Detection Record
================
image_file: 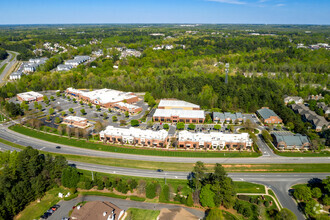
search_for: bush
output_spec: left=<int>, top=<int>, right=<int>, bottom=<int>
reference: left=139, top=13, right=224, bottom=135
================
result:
left=146, top=183, right=156, bottom=199
left=159, top=185, right=170, bottom=202
left=264, top=201, right=270, bottom=207
left=238, top=195, right=250, bottom=201
left=311, top=187, right=322, bottom=199
left=206, top=208, right=223, bottom=220
left=186, top=193, right=194, bottom=207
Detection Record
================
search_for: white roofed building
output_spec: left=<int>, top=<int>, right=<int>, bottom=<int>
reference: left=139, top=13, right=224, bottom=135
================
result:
left=100, top=126, right=169, bottom=148
left=63, top=116, right=88, bottom=128
left=113, top=102, right=142, bottom=114
left=65, top=88, right=139, bottom=108
left=178, top=130, right=252, bottom=150
left=17, top=91, right=43, bottom=102
left=154, top=99, right=204, bottom=123
left=10, top=71, right=22, bottom=80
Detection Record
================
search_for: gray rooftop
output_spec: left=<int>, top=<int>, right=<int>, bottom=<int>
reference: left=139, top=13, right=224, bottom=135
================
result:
left=256, top=108, right=280, bottom=120
left=273, top=133, right=310, bottom=146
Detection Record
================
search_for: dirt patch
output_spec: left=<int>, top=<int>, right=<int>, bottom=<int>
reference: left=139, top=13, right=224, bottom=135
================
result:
left=232, top=169, right=294, bottom=172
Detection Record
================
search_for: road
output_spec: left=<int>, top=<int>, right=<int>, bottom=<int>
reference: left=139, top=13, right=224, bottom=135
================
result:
left=0, top=51, right=19, bottom=84
left=1, top=138, right=328, bottom=219
left=1, top=125, right=329, bottom=164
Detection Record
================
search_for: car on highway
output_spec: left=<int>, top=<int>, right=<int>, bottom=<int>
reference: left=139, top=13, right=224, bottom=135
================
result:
left=56, top=146, right=61, bottom=149
left=156, top=169, right=164, bottom=172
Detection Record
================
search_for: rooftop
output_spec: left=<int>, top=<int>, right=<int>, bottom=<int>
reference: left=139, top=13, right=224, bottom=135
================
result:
left=158, top=99, right=200, bottom=109
left=100, top=126, right=169, bottom=140
left=17, top=91, right=43, bottom=100
left=272, top=132, right=310, bottom=146
left=257, top=108, right=280, bottom=120
left=64, top=116, right=87, bottom=122
left=178, top=130, right=252, bottom=145
left=154, top=109, right=205, bottom=119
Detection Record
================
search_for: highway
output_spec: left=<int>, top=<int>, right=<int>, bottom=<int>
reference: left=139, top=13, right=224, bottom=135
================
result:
left=0, top=51, right=19, bottom=84
left=1, top=125, right=329, bottom=164
left=1, top=133, right=328, bottom=219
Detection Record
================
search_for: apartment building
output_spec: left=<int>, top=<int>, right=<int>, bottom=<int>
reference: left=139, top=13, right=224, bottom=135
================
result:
left=291, top=104, right=329, bottom=131
left=17, top=91, right=43, bottom=102
left=66, top=88, right=139, bottom=108
left=100, top=126, right=169, bottom=148
left=256, top=107, right=283, bottom=124
left=284, top=96, right=304, bottom=105
left=153, top=99, right=205, bottom=123
left=63, top=116, right=88, bottom=128
left=213, top=112, right=243, bottom=123
left=177, top=130, right=252, bottom=150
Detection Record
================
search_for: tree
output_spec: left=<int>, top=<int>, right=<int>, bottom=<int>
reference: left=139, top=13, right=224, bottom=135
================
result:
left=125, top=111, right=129, bottom=117
left=147, top=120, right=153, bottom=128
left=322, top=176, right=330, bottom=194
left=72, top=98, right=76, bottom=103
left=188, top=124, right=196, bottom=130
left=61, top=167, right=80, bottom=188
left=275, top=208, right=297, bottom=220
left=50, top=96, right=54, bottom=101
left=206, top=208, right=223, bottom=220
left=38, top=104, right=42, bottom=111
left=131, top=119, right=139, bottom=127
left=69, top=108, right=74, bottom=114
left=148, top=96, right=156, bottom=107
left=262, top=130, right=273, bottom=142
left=286, top=122, right=295, bottom=131
left=49, top=108, right=54, bottom=115
left=96, top=105, right=101, bottom=111
left=311, top=187, right=322, bottom=199
left=61, top=111, right=66, bottom=116
left=80, top=109, right=86, bottom=115
left=146, top=183, right=156, bottom=199
left=200, top=184, right=215, bottom=208
left=214, top=124, right=221, bottom=130
left=56, top=91, right=61, bottom=97
left=198, top=85, right=218, bottom=108
left=163, top=124, right=169, bottom=130
left=88, top=103, right=92, bottom=108
left=120, top=120, right=126, bottom=126
left=103, top=112, right=108, bottom=120
left=304, top=199, right=318, bottom=217
left=192, top=161, right=206, bottom=190
left=176, top=122, right=185, bottom=130
left=243, top=119, right=256, bottom=132
left=43, top=96, right=49, bottom=103
left=94, top=121, right=105, bottom=133
left=80, top=100, right=83, bottom=105
left=54, top=117, right=61, bottom=124
left=186, top=193, right=194, bottom=207
left=112, top=115, right=118, bottom=122
left=159, top=185, right=170, bottom=202
left=46, top=115, right=51, bottom=121
left=293, top=185, right=312, bottom=201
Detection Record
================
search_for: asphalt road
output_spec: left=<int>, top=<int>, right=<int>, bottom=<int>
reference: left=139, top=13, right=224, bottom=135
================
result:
left=1, top=125, right=329, bottom=164
left=0, top=51, right=19, bottom=84
left=49, top=195, right=205, bottom=220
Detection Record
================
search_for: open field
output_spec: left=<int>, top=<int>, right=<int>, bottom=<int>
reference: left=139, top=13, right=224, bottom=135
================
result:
left=9, top=125, right=260, bottom=158
left=126, top=208, right=160, bottom=220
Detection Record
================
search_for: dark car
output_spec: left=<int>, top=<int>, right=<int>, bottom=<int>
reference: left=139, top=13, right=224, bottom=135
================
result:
left=56, top=146, right=61, bottom=149
left=157, top=169, right=164, bottom=172
left=41, top=212, right=51, bottom=219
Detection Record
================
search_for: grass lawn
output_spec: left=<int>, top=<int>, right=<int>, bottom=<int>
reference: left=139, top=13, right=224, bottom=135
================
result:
left=0, top=63, right=7, bottom=74
left=78, top=169, right=266, bottom=194
left=14, top=187, right=69, bottom=220
left=0, top=113, right=8, bottom=122
left=9, top=125, right=260, bottom=158
left=277, top=151, right=330, bottom=157
left=268, top=189, right=282, bottom=209
left=125, top=208, right=160, bottom=220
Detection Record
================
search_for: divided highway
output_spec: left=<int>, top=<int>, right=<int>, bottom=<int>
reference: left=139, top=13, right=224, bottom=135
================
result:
left=0, top=51, right=19, bottom=84
left=0, top=125, right=329, bottom=164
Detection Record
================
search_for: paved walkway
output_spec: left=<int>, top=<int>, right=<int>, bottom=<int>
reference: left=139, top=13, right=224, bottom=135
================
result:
left=49, top=195, right=205, bottom=220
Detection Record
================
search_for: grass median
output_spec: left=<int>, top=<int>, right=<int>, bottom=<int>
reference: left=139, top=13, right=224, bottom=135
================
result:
left=1, top=137, right=329, bottom=173
left=9, top=125, right=260, bottom=158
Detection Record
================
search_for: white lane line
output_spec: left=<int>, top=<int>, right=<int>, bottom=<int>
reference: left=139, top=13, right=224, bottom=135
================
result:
left=40, top=147, right=45, bottom=150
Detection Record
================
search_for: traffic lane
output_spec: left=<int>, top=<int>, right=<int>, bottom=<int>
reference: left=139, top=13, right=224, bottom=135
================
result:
left=1, top=127, right=330, bottom=164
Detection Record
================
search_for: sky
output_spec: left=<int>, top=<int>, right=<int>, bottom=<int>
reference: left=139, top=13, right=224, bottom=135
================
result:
left=0, top=0, right=329, bottom=25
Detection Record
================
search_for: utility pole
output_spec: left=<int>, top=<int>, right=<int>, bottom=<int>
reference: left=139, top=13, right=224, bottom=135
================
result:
left=225, top=63, right=229, bottom=84
left=92, top=171, right=94, bottom=181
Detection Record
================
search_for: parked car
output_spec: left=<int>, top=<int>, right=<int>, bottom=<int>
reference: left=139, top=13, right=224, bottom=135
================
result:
left=56, top=146, right=61, bottom=149
left=156, top=169, right=164, bottom=172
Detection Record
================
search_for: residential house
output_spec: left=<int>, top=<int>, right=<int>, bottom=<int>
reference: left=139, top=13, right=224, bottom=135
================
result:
left=284, top=96, right=304, bottom=105
left=9, top=71, right=22, bottom=80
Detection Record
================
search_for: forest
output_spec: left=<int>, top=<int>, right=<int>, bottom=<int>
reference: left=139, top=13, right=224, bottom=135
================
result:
left=0, top=147, right=68, bottom=219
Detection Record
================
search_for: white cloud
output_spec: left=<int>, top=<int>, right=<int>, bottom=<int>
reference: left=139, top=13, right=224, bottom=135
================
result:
left=276, top=3, right=285, bottom=7
left=206, top=0, right=247, bottom=5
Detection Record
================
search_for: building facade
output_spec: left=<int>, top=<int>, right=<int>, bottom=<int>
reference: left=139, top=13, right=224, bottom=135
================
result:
left=63, top=116, right=88, bottom=128
left=113, top=102, right=142, bottom=114
left=213, top=112, right=243, bottom=123
left=100, top=126, right=169, bottom=148
left=153, top=99, right=205, bottom=123
left=177, top=130, right=252, bottom=150
left=272, top=132, right=310, bottom=150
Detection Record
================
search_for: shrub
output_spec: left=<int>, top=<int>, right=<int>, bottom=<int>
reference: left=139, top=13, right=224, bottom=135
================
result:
left=159, top=185, right=170, bottom=202
left=130, top=196, right=146, bottom=202
left=186, top=193, right=194, bottom=207
left=146, top=183, right=156, bottom=199
left=264, top=201, right=270, bottom=207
